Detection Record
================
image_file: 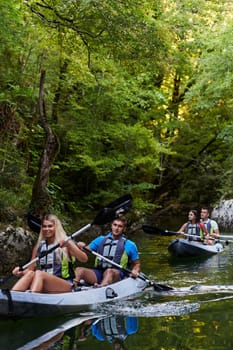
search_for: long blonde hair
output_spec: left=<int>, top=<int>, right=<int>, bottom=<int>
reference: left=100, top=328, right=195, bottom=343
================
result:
left=37, top=214, right=70, bottom=260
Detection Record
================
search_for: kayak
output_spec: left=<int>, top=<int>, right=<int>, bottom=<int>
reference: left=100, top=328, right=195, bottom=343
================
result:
left=0, top=277, right=147, bottom=319
left=168, top=238, right=224, bottom=257
left=141, top=224, right=224, bottom=258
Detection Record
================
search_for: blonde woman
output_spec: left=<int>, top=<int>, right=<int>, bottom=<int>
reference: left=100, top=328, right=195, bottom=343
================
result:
left=12, top=214, right=87, bottom=293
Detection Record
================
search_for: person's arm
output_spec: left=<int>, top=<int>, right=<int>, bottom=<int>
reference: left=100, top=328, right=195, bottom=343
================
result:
left=177, top=223, right=187, bottom=235
left=63, top=240, right=88, bottom=263
left=76, top=241, right=88, bottom=250
left=75, top=237, right=103, bottom=261
left=211, top=220, right=219, bottom=238
left=76, top=238, right=98, bottom=252
left=130, top=260, right=140, bottom=277
left=213, top=228, right=220, bottom=238
left=12, top=244, right=38, bottom=276
left=126, top=241, right=141, bottom=277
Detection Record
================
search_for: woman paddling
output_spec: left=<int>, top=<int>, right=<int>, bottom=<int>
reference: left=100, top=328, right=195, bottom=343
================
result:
left=12, top=214, right=88, bottom=293
left=178, top=210, right=202, bottom=242
left=178, top=209, right=212, bottom=243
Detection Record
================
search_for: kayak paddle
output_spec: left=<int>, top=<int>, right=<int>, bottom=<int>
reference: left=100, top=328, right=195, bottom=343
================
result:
left=142, top=224, right=203, bottom=240
left=0, top=194, right=132, bottom=286
left=142, top=224, right=232, bottom=244
left=142, top=224, right=178, bottom=236
left=83, top=247, right=174, bottom=292
left=27, top=193, right=132, bottom=233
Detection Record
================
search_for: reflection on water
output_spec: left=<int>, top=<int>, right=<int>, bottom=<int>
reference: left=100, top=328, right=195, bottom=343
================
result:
left=136, top=298, right=233, bottom=350
left=2, top=297, right=233, bottom=350
left=85, top=315, right=138, bottom=347
left=7, top=314, right=139, bottom=350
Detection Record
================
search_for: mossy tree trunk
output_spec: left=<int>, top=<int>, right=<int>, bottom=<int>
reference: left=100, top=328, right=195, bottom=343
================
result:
left=29, top=69, right=59, bottom=217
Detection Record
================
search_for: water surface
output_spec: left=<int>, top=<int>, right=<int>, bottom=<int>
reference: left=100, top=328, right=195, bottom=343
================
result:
left=1, top=228, right=233, bottom=349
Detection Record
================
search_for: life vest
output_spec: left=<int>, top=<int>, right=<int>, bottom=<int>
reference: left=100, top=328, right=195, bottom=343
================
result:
left=37, top=241, right=74, bottom=279
left=95, top=235, right=128, bottom=270
left=185, top=222, right=201, bottom=237
left=96, top=316, right=127, bottom=342
left=199, top=220, right=212, bottom=239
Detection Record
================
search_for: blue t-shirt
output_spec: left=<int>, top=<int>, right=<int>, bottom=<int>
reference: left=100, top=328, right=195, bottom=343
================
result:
left=89, top=233, right=139, bottom=262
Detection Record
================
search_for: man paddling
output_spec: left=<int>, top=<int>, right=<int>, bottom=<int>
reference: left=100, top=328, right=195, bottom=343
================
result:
left=74, top=216, right=140, bottom=288
left=200, top=207, right=220, bottom=245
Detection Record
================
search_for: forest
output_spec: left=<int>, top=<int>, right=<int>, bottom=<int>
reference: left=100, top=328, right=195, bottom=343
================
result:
left=1, top=0, right=233, bottom=228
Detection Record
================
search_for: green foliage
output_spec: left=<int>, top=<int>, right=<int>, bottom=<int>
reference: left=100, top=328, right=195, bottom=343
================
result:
left=1, top=0, right=233, bottom=224
left=185, top=20, right=233, bottom=111
left=52, top=121, right=170, bottom=216
left=0, top=148, right=33, bottom=216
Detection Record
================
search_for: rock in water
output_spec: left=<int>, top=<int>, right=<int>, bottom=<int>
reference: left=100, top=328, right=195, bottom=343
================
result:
left=212, top=199, right=233, bottom=228
left=0, top=225, right=37, bottom=276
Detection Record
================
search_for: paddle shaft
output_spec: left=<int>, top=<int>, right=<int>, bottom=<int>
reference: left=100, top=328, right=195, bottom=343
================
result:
left=84, top=247, right=137, bottom=276
left=182, top=233, right=233, bottom=243
left=182, top=233, right=229, bottom=241
left=217, top=234, right=233, bottom=240
left=83, top=247, right=173, bottom=291
left=143, top=225, right=230, bottom=242
left=181, top=232, right=214, bottom=241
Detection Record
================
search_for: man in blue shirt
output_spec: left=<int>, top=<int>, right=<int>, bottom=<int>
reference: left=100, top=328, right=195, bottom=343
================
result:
left=74, top=216, right=140, bottom=287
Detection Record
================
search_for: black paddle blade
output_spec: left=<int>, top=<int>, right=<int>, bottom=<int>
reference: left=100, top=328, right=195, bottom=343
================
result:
left=93, top=194, right=133, bottom=225
left=152, top=282, right=174, bottom=292
left=27, top=213, right=42, bottom=233
left=27, top=194, right=133, bottom=231
left=142, top=224, right=177, bottom=236
left=139, top=272, right=174, bottom=292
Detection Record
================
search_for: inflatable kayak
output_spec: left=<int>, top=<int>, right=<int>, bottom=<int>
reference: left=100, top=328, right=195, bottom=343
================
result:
left=168, top=238, right=224, bottom=257
left=0, top=277, right=147, bottom=319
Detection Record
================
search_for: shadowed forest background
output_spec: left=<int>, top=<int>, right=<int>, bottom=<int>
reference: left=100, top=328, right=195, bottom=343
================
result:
left=1, top=0, right=233, bottom=229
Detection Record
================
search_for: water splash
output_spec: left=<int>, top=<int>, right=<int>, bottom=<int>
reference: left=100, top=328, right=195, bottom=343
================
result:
left=144, top=284, right=233, bottom=297
left=96, top=300, right=200, bottom=317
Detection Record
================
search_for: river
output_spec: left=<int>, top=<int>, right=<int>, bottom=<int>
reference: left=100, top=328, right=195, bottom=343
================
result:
left=1, top=225, right=233, bottom=350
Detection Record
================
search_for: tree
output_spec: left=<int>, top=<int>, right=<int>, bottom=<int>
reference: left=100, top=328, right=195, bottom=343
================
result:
left=29, top=70, right=60, bottom=216
left=1, top=0, right=233, bottom=224
left=22, top=0, right=172, bottom=216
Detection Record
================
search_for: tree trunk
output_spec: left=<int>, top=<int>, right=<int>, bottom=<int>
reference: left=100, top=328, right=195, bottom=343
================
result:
left=29, top=69, right=59, bottom=217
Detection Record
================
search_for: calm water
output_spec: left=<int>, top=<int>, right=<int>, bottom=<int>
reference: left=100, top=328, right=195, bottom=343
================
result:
left=1, top=227, right=233, bottom=350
